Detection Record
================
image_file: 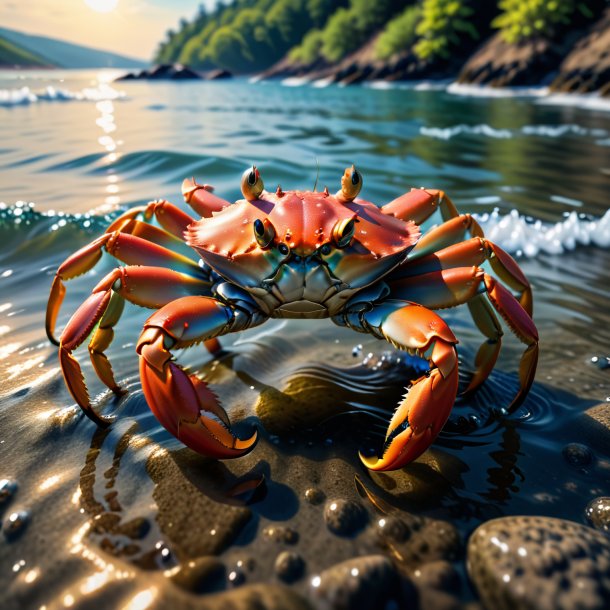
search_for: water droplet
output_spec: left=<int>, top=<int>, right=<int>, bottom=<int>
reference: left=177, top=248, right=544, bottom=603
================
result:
left=0, top=479, right=18, bottom=505
left=3, top=509, right=29, bottom=539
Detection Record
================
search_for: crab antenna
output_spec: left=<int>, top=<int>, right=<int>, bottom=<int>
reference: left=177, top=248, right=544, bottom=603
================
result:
left=313, top=157, right=320, bottom=192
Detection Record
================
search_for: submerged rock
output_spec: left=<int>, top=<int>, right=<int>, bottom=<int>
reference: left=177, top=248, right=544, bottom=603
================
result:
left=324, top=499, right=367, bottom=536
left=310, top=555, right=402, bottom=610
left=116, top=64, right=205, bottom=81
left=562, top=442, right=594, bottom=467
left=169, top=557, right=225, bottom=594
left=467, top=516, right=610, bottom=610
left=275, top=551, right=305, bottom=583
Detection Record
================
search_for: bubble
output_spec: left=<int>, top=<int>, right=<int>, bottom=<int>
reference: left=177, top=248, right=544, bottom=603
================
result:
left=3, top=510, right=30, bottom=540
left=584, top=496, right=610, bottom=533
left=0, top=479, right=18, bottom=505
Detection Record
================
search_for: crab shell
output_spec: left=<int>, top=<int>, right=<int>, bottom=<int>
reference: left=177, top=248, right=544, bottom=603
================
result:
left=186, top=190, right=420, bottom=318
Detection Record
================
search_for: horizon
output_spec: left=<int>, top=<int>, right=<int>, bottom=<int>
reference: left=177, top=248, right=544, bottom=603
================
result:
left=1, top=0, right=218, bottom=60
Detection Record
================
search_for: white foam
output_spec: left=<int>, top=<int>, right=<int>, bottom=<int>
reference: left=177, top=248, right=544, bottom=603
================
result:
left=474, top=209, right=610, bottom=257
left=537, top=92, right=610, bottom=113
left=420, top=122, right=608, bottom=141
left=0, top=84, right=125, bottom=107
left=447, top=82, right=548, bottom=98
left=420, top=124, right=512, bottom=140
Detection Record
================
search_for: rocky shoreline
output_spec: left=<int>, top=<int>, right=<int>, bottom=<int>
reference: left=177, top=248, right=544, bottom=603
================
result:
left=259, top=8, right=610, bottom=96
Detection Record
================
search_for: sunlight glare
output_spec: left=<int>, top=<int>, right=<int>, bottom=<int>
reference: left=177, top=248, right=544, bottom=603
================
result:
left=84, top=0, right=118, bottom=14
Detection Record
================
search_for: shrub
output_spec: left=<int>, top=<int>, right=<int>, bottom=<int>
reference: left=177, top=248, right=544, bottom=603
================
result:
left=375, top=5, right=421, bottom=60
left=414, top=0, right=479, bottom=61
left=289, top=29, right=325, bottom=63
left=493, top=0, right=594, bottom=44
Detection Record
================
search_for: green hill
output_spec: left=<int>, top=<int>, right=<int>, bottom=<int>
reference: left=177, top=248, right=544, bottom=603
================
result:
left=0, top=27, right=147, bottom=69
left=0, top=35, right=52, bottom=68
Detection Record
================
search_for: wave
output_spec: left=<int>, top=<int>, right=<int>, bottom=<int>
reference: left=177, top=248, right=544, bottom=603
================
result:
left=1, top=201, right=609, bottom=259
left=420, top=123, right=609, bottom=143
left=0, top=84, right=125, bottom=107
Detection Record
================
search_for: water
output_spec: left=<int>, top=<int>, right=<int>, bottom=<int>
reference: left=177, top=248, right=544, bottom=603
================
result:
left=1, top=69, right=610, bottom=608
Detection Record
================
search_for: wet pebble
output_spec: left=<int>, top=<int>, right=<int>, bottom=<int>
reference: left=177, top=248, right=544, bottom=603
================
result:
left=0, top=479, right=18, bottom=505
left=467, top=516, right=610, bottom=610
left=263, top=525, right=299, bottom=544
left=305, top=487, right=325, bottom=505
left=412, top=560, right=461, bottom=594
left=585, top=496, right=610, bottom=533
left=3, top=510, right=29, bottom=540
left=275, top=551, right=305, bottom=583
left=324, top=499, right=367, bottom=536
left=169, top=557, right=225, bottom=594
left=375, top=516, right=410, bottom=542
left=590, top=356, right=610, bottom=370
left=310, top=555, right=402, bottom=610
left=562, top=442, right=594, bottom=467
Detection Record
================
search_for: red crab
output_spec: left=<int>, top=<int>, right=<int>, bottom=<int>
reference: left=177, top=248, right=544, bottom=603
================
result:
left=46, top=166, right=538, bottom=471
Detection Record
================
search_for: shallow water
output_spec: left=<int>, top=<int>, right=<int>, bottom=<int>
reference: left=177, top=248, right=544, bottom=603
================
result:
left=1, top=70, right=610, bottom=609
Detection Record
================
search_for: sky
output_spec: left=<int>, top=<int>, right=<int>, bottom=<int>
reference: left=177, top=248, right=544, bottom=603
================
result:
left=1, top=0, right=217, bottom=60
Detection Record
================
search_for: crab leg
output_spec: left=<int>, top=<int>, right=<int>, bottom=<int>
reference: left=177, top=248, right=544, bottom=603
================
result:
left=58, top=266, right=213, bottom=425
left=388, top=267, right=538, bottom=410
left=382, top=188, right=459, bottom=224
left=137, top=296, right=259, bottom=459
left=46, top=231, right=205, bottom=345
left=182, top=178, right=232, bottom=218
left=106, top=199, right=196, bottom=240
left=359, top=303, right=459, bottom=471
left=404, top=231, right=532, bottom=316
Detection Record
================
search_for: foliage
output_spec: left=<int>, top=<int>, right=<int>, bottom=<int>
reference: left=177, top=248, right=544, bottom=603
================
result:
left=414, top=0, right=479, bottom=61
left=493, top=0, right=594, bottom=44
left=288, top=29, right=325, bottom=64
left=375, top=4, right=422, bottom=60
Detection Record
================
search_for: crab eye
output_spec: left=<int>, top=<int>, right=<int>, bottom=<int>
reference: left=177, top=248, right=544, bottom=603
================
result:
left=332, top=218, right=356, bottom=248
left=340, top=165, right=362, bottom=201
left=241, top=165, right=264, bottom=201
left=253, top=218, right=275, bottom=249
left=319, top=243, right=332, bottom=256
left=278, top=243, right=290, bottom=256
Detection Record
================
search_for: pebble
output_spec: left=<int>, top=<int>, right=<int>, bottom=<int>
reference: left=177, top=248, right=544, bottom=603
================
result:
left=0, top=479, right=18, bottom=505
left=562, top=443, right=594, bottom=467
left=467, top=516, right=610, bottom=610
left=3, top=510, right=29, bottom=540
left=305, top=487, right=325, bottom=505
left=228, top=566, right=246, bottom=587
left=169, top=557, right=225, bottom=594
left=310, top=555, right=402, bottom=610
left=275, top=551, right=305, bottom=583
left=585, top=496, right=610, bottom=533
left=324, top=499, right=367, bottom=536
left=263, top=525, right=299, bottom=544
left=375, top=516, right=410, bottom=542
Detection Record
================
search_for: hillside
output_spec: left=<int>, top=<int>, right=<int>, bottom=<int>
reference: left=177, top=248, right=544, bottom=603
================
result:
left=155, top=0, right=610, bottom=95
left=0, top=27, right=147, bottom=69
left=0, top=35, right=53, bottom=68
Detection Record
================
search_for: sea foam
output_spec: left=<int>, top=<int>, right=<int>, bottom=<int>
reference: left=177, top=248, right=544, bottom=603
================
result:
left=0, top=85, right=125, bottom=107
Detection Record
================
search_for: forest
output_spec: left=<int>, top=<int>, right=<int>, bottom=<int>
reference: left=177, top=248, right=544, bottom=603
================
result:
left=154, top=0, right=601, bottom=74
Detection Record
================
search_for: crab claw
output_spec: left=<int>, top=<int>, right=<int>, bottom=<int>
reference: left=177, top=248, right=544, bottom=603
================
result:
left=137, top=317, right=257, bottom=459
left=360, top=305, right=459, bottom=471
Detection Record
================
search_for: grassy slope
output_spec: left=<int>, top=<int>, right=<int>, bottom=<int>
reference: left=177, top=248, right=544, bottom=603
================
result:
left=0, top=35, right=52, bottom=67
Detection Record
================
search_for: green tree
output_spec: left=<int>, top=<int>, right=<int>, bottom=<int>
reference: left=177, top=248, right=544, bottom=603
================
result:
left=288, top=28, right=325, bottom=63
left=375, top=4, right=421, bottom=60
left=414, top=0, right=479, bottom=61
left=493, top=0, right=594, bottom=44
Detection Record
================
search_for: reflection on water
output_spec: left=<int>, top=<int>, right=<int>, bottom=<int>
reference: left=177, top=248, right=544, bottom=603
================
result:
left=0, top=69, right=609, bottom=607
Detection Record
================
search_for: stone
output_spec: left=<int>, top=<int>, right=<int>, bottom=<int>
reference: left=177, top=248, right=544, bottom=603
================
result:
left=310, top=555, right=402, bottom=610
left=169, top=557, right=225, bottom=594
left=275, top=551, right=305, bottom=583
left=585, top=496, right=610, bottom=533
left=324, top=499, right=367, bottom=536
left=467, top=516, right=610, bottom=610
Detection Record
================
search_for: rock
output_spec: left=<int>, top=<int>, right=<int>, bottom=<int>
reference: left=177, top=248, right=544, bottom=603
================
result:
left=169, top=557, right=225, bottom=594
left=304, top=488, right=325, bottom=505
left=275, top=551, right=305, bottom=583
left=310, top=555, right=402, bottom=610
left=585, top=496, right=610, bottom=533
left=375, top=513, right=461, bottom=568
left=412, top=561, right=461, bottom=594
left=562, top=442, right=594, bottom=467
left=115, top=64, right=202, bottom=82
left=147, top=450, right=252, bottom=560
left=467, top=516, right=610, bottom=610
left=205, top=69, right=232, bottom=80
left=3, top=510, right=29, bottom=539
left=0, top=479, right=18, bottom=506
left=552, top=9, right=610, bottom=96
left=458, top=32, right=559, bottom=87
left=263, top=525, right=299, bottom=544
left=324, top=499, right=367, bottom=536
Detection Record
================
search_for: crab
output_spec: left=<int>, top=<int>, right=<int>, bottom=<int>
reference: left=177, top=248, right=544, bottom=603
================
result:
left=45, top=166, right=538, bottom=471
